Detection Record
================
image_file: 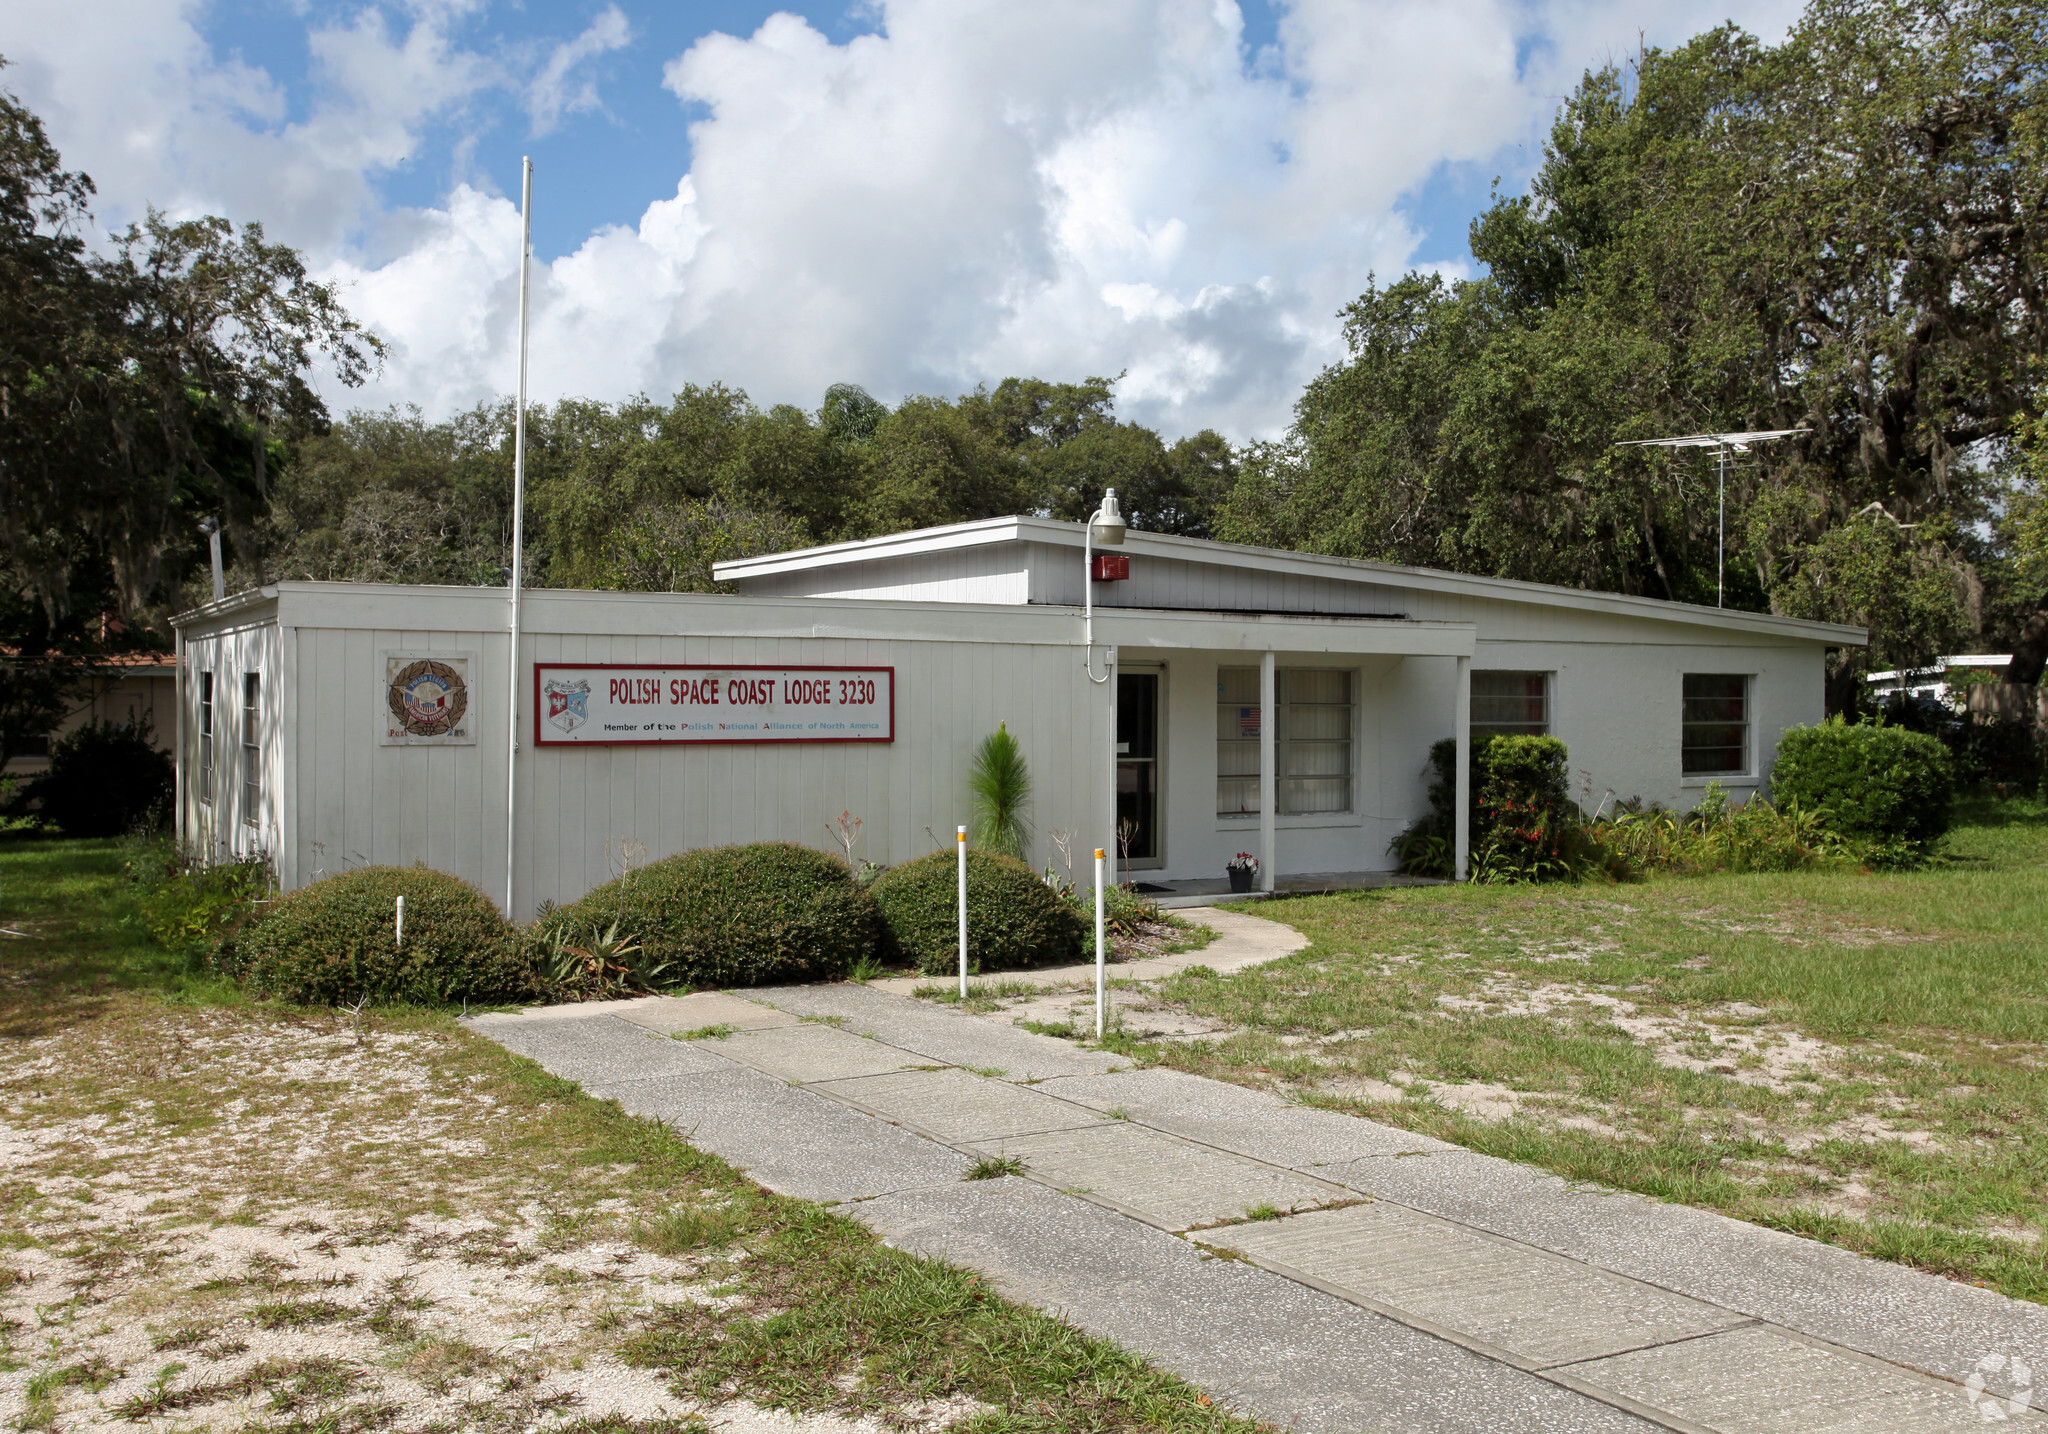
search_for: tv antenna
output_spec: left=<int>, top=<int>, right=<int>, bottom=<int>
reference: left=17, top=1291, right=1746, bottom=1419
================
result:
left=1614, top=428, right=1806, bottom=607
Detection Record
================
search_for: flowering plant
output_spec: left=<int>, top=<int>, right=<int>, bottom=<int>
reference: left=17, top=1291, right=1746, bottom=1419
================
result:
left=1226, top=851, right=1259, bottom=873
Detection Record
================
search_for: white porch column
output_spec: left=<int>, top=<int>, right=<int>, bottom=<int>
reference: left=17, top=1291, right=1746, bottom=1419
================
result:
left=1454, top=654, right=1471, bottom=881
left=1259, top=650, right=1276, bottom=893
left=1103, top=646, right=1120, bottom=881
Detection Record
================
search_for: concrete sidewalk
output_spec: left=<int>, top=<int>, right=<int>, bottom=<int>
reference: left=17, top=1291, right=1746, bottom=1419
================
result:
left=864, top=903, right=1310, bottom=996
left=467, top=953, right=2048, bottom=1431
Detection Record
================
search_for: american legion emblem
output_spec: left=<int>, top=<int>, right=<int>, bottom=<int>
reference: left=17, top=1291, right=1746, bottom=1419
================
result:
left=388, top=658, right=469, bottom=738
left=544, top=677, right=591, bottom=734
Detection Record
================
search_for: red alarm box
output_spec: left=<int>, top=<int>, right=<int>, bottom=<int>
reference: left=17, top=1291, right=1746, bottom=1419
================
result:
left=1092, top=553, right=1130, bottom=582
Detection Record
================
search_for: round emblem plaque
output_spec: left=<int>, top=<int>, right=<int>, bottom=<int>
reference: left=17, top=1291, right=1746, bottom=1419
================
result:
left=388, top=659, right=468, bottom=737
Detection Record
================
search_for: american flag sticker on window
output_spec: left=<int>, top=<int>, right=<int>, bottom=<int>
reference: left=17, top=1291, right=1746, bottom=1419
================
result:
left=1239, top=707, right=1260, bottom=737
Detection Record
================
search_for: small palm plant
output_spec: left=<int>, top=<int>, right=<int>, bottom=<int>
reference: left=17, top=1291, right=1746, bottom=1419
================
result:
left=969, top=722, right=1033, bottom=861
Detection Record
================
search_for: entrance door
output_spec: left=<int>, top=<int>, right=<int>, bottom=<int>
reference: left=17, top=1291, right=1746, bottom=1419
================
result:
left=1117, top=670, right=1161, bottom=868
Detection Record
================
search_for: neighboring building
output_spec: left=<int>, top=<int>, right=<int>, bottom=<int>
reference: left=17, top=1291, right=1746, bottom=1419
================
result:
left=1863, top=654, right=2011, bottom=708
left=171, top=517, right=1865, bottom=914
left=3, top=653, right=177, bottom=779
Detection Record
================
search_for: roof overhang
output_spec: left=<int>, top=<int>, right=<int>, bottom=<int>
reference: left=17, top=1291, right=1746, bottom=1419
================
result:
left=170, top=580, right=1470, bottom=656
left=170, top=586, right=280, bottom=630
left=714, top=517, right=1869, bottom=647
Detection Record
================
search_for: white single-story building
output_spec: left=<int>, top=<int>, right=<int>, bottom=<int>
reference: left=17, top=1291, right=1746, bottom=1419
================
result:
left=1863, top=653, right=2010, bottom=707
left=172, top=516, right=1864, bottom=915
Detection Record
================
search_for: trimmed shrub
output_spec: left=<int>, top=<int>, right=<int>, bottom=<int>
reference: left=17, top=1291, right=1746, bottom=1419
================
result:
left=1771, top=718, right=1955, bottom=849
left=546, top=842, right=876, bottom=990
left=1391, top=734, right=1593, bottom=882
left=226, top=865, right=526, bottom=1005
left=870, top=847, right=1083, bottom=975
left=31, top=720, right=173, bottom=837
left=1471, top=735, right=1583, bottom=883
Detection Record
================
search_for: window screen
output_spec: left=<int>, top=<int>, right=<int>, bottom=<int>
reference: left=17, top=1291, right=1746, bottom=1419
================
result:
left=199, top=672, right=214, bottom=804
left=242, top=673, right=261, bottom=821
left=1471, top=671, right=1548, bottom=739
left=1682, top=674, right=1748, bottom=775
left=1216, top=668, right=1355, bottom=815
left=1216, top=667, right=1261, bottom=815
left=1279, top=669, right=1353, bottom=814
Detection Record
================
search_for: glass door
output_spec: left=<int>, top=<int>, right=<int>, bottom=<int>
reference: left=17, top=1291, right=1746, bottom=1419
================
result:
left=1117, top=670, right=1162, bottom=868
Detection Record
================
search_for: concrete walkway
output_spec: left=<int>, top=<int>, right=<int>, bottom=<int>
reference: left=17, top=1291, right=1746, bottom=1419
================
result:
left=466, top=924, right=2048, bottom=1432
left=865, top=903, right=1309, bottom=996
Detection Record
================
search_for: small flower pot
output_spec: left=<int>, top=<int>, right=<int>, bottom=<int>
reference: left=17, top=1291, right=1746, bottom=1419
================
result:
left=1227, top=866, right=1255, bottom=893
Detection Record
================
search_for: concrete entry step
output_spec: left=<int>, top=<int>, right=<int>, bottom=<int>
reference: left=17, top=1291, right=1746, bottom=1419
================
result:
left=962, top=1122, right=1352, bottom=1233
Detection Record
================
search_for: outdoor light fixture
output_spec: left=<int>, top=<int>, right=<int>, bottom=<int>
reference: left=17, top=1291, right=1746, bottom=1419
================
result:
left=1090, top=490, right=1126, bottom=548
left=1083, top=488, right=1126, bottom=683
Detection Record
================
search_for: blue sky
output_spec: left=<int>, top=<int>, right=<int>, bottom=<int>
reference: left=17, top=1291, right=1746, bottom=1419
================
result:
left=3, top=0, right=1801, bottom=437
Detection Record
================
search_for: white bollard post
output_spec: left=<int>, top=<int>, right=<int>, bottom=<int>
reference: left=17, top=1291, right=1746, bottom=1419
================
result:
left=1094, top=847, right=1107, bottom=1041
left=957, top=826, right=969, bottom=999
left=395, top=894, right=405, bottom=947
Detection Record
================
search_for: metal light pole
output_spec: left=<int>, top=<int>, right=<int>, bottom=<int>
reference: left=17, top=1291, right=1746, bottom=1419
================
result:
left=1082, top=489, right=1126, bottom=683
left=503, top=157, right=533, bottom=919
left=1614, top=429, right=1805, bottom=607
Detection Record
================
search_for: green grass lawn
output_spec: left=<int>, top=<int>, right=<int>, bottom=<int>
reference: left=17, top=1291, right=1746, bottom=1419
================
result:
left=1116, top=794, right=2048, bottom=1302
left=0, top=837, right=1261, bottom=1433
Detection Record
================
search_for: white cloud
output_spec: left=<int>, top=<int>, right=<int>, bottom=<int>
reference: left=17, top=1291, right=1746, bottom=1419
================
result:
left=3, top=0, right=1810, bottom=439
left=0, top=0, right=490, bottom=254
left=526, top=5, right=632, bottom=136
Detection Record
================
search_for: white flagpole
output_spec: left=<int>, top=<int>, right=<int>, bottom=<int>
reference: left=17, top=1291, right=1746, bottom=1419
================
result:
left=503, top=157, right=532, bottom=919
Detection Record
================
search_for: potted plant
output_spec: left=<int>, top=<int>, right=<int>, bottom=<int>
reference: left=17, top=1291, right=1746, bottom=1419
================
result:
left=1226, top=851, right=1259, bottom=893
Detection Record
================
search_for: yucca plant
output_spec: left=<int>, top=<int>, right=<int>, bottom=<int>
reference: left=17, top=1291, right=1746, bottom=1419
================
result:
left=969, top=722, right=1033, bottom=861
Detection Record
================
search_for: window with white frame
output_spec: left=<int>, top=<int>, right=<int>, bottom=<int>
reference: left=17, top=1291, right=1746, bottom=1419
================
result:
left=199, top=671, right=215, bottom=804
left=1216, top=667, right=1355, bottom=815
left=1681, top=673, right=1749, bottom=775
left=1471, top=670, right=1549, bottom=739
left=242, top=673, right=262, bottom=822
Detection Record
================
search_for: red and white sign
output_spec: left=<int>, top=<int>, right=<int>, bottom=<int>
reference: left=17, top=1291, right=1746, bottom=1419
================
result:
left=532, top=664, right=893, bottom=745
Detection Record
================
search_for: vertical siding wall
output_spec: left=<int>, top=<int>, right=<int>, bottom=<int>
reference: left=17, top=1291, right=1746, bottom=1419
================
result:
left=285, top=609, right=1113, bottom=917
left=178, top=613, right=284, bottom=866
